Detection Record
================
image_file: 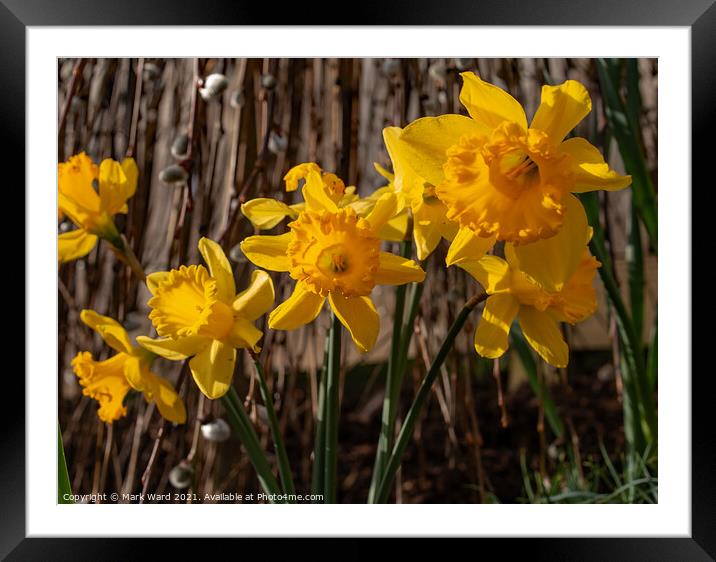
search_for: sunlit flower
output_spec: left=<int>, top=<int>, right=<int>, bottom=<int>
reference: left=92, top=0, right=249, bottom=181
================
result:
left=379, top=127, right=458, bottom=260
left=72, top=309, right=186, bottom=424
left=137, top=238, right=275, bottom=399
left=241, top=162, right=409, bottom=242
left=459, top=196, right=599, bottom=367
left=397, top=72, right=631, bottom=258
left=241, top=172, right=425, bottom=352
left=58, top=152, right=138, bottom=262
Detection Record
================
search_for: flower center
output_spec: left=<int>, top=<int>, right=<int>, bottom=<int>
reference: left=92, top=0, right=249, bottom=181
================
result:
left=287, top=208, right=380, bottom=297
left=437, top=122, right=568, bottom=244
left=482, top=122, right=544, bottom=199
left=148, top=264, right=234, bottom=340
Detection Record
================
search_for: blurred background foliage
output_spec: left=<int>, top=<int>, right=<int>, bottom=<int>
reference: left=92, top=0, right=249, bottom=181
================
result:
left=58, top=57, right=657, bottom=503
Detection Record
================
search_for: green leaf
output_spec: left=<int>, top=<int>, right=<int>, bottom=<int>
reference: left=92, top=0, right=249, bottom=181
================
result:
left=58, top=423, right=73, bottom=504
left=596, top=58, right=657, bottom=250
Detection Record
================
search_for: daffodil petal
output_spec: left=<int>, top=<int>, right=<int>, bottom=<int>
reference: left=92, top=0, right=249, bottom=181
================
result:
left=189, top=339, right=236, bottom=399
left=58, top=229, right=98, bottom=262
left=146, top=271, right=169, bottom=295
left=474, top=294, right=519, bottom=359
left=268, top=283, right=325, bottom=330
left=561, top=137, right=632, bottom=192
left=378, top=209, right=410, bottom=242
left=80, top=309, right=134, bottom=354
left=98, top=158, right=130, bottom=215
left=58, top=152, right=100, bottom=217
left=240, top=233, right=292, bottom=272
left=198, top=237, right=235, bottom=301
left=459, top=71, right=528, bottom=131
left=374, top=252, right=426, bottom=286
left=136, top=335, right=210, bottom=361
left=413, top=219, right=442, bottom=262
left=445, top=227, right=495, bottom=266
left=232, top=270, right=275, bottom=320
left=373, top=161, right=394, bottom=182
left=459, top=256, right=511, bottom=293
left=510, top=194, right=589, bottom=292
left=226, top=317, right=263, bottom=351
left=122, top=355, right=146, bottom=390
left=519, top=307, right=569, bottom=368
left=531, top=80, right=592, bottom=143
left=364, top=192, right=398, bottom=233
left=241, top=198, right=298, bottom=229
left=328, top=292, right=379, bottom=353
left=121, top=157, right=139, bottom=199
left=150, top=374, right=187, bottom=423
left=302, top=170, right=338, bottom=212
left=398, top=114, right=484, bottom=187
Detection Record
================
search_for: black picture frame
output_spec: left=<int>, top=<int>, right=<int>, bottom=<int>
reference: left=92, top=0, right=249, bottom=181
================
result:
left=7, top=0, right=707, bottom=558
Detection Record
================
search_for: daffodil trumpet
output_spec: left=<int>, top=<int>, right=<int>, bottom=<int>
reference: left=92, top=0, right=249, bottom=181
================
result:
left=72, top=309, right=186, bottom=424
left=138, top=237, right=275, bottom=400
left=241, top=170, right=426, bottom=353
left=373, top=291, right=488, bottom=504
left=395, top=71, right=631, bottom=264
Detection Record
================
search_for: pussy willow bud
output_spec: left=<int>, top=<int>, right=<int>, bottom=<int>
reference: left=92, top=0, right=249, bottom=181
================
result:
left=171, top=134, right=189, bottom=160
left=230, top=90, right=245, bottom=108
left=143, top=62, right=161, bottom=81
left=260, top=74, right=277, bottom=90
left=268, top=131, right=288, bottom=154
left=382, top=59, right=401, bottom=77
left=201, top=418, right=231, bottom=442
left=159, top=164, right=188, bottom=185
left=199, top=73, right=229, bottom=101
left=168, top=461, right=193, bottom=489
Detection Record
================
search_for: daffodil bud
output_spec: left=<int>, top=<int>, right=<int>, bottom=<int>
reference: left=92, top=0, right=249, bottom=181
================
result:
left=159, top=164, right=188, bottom=185
left=201, top=418, right=231, bottom=442
left=169, top=461, right=193, bottom=489
left=268, top=131, right=288, bottom=154
left=171, top=133, right=189, bottom=160
left=260, top=74, right=276, bottom=90
left=199, top=73, right=229, bottom=101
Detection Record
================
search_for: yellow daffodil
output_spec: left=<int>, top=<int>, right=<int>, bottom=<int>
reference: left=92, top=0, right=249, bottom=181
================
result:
left=241, top=162, right=409, bottom=242
left=58, top=152, right=138, bottom=262
left=378, top=127, right=458, bottom=260
left=72, top=309, right=186, bottom=424
left=241, top=172, right=426, bottom=352
left=395, top=71, right=631, bottom=261
left=459, top=196, right=599, bottom=367
left=137, top=238, right=275, bottom=399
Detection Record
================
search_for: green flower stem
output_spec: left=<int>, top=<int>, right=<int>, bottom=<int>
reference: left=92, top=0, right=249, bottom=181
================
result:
left=252, top=358, right=296, bottom=497
left=58, top=423, right=73, bottom=504
left=368, top=242, right=411, bottom=502
left=373, top=292, right=487, bottom=504
left=324, top=312, right=342, bottom=503
left=221, top=387, right=284, bottom=502
left=109, top=233, right=147, bottom=283
left=311, top=331, right=330, bottom=498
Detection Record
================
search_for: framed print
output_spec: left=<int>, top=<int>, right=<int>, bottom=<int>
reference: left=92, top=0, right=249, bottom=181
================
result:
left=7, top=0, right=709, bottom=558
